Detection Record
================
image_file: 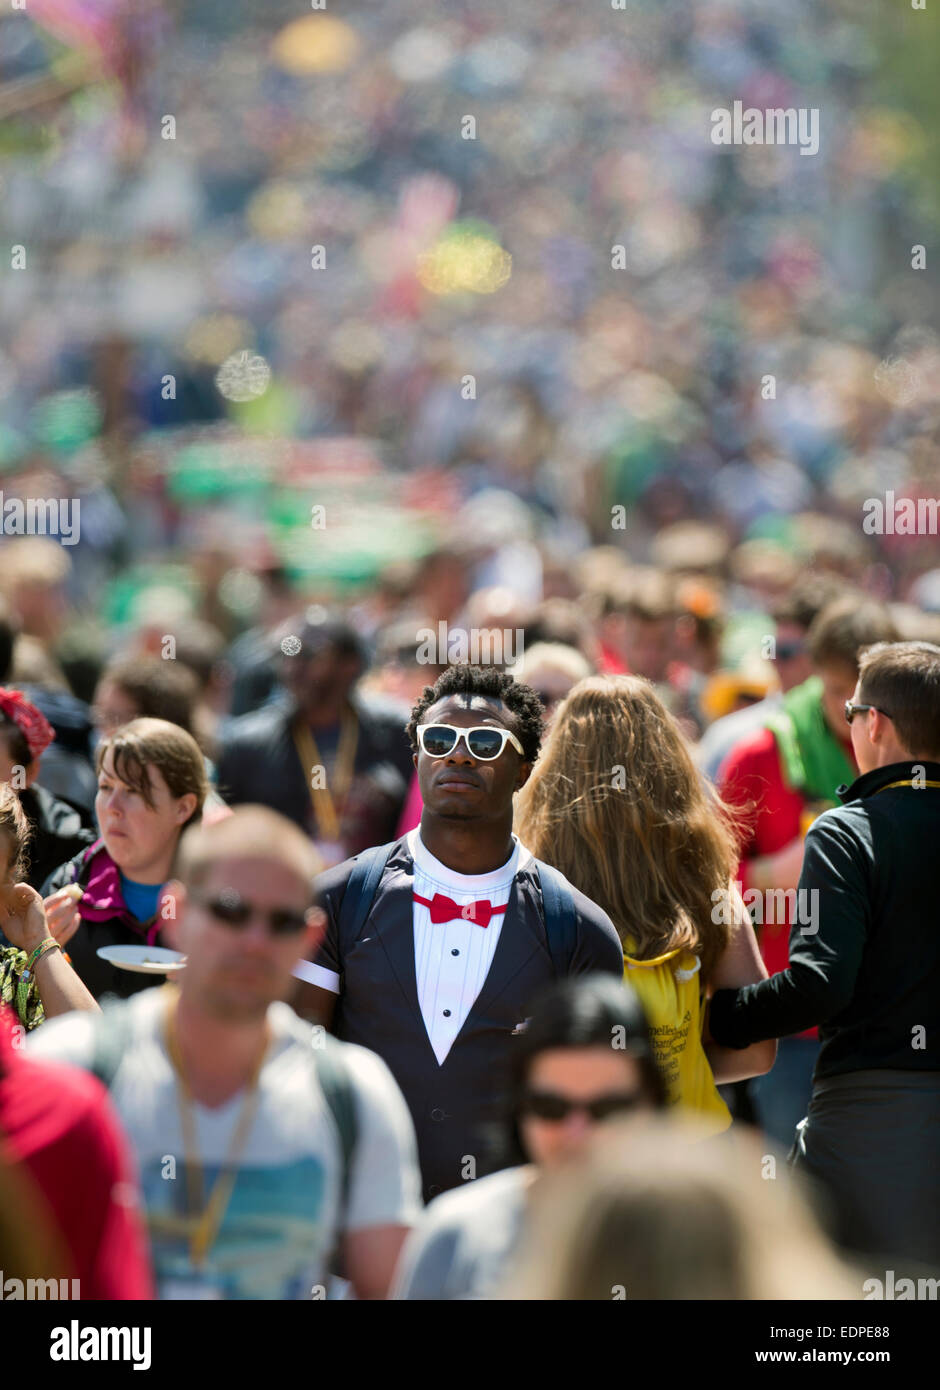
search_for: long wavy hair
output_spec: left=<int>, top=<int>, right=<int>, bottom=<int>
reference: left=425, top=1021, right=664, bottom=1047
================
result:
left=514, top=675, right=739, bottom=981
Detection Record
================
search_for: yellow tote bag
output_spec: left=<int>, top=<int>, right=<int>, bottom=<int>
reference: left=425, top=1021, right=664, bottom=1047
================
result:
left=623, top=944, right=731, bottom=1136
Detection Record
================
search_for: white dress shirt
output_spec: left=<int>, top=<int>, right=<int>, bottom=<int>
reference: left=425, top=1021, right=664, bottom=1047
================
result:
left=409, top=828, right=533, bottom=1064
left=295, top=830, right=534, bottom=1065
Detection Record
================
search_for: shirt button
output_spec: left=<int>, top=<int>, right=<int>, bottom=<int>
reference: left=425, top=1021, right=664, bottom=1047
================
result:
left=443, top=1009, right=451, bottom=1017
left=430, top=1108, right=445, bottom=1122
left=451, top=949, right=460, bottom=956
left=428, top=1185, right=442, bottom=1196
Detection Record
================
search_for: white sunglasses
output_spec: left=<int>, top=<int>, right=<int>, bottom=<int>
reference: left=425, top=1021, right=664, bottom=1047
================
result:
left=417, top=723, right=525, bottom=761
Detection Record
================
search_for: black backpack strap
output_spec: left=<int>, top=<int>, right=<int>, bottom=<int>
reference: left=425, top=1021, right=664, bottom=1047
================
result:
left=314, top=1035, right=358, bottom=1216
left=534, top=859, right=578, bottom=978
left=336, top=841, right=396, bottom=958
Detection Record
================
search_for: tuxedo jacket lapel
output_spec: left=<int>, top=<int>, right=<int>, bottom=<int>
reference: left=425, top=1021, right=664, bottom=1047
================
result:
left=362, top=851, right=542, bottom=1063
left=457, top=876, right=542, bottom=1028
left=368, top=865, right=430, bottom=1041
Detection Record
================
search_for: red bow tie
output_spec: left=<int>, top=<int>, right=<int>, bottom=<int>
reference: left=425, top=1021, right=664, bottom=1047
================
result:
left=413, top=892, right=508, bottom=929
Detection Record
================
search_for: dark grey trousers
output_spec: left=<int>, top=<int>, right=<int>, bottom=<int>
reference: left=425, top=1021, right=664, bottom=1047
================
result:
left=790, top=1069, right=940, bottom=1273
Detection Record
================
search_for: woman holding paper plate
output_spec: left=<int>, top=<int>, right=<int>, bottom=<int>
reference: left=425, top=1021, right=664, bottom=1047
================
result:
left=41, top=717, right=209, bottom=1001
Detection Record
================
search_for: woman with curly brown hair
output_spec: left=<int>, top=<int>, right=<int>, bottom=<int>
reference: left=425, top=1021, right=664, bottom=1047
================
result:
left=515, top=675, right=775, bottom=1133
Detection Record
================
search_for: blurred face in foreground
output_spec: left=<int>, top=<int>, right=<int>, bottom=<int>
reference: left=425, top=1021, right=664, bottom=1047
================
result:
left=520, top=1046, right=652, bottom=1170
left=166, top=856, right=325, bottom=1023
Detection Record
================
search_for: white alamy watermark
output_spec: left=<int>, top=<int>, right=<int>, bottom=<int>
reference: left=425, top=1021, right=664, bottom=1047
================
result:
left=50, top=1321, right=151, bottom=1370
left=710, top=101, right=819, bottom=156
left=2, top=1273, right=80, bottom=1299
left=862, top=492, right=939, bottom=536
left=711, top=883, right=819, bottom=936
left=0, top=495, right=80, bottom=545
left=415, top=623, right=524, bottom=666
left=863, top=1271, right=939, bottom=1300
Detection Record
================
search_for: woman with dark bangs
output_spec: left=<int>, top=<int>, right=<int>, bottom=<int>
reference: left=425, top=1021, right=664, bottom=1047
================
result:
left=41, top=718, right=209, bottom=1001
left=514, top=675, right=775, bottom=1133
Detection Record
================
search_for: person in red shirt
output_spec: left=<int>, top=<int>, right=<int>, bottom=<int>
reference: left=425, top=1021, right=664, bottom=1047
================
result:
left=0, top=1003, right=153, bottom=1299
left=716, top=596, right=899, bottom=1150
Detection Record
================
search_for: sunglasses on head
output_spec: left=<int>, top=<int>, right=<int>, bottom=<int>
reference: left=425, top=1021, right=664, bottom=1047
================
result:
left=844, top=700, right=892, bottom=726
left=521, top=1089, right=645, bottom=1123
left=193, top=891, right=309, bottom=937
left=417, top=723, right=525, bottom=761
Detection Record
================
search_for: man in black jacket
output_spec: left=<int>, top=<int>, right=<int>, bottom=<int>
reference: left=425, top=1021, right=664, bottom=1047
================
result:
left=216, top=609, right=414, bottom=866
left=708, top=641, right=940, bottom=1272
left=293, top=664, right=624, bottom=1201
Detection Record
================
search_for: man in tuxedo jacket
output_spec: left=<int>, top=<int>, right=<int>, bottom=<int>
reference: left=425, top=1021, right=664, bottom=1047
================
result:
left=293, top=663, right=624, bottom=1201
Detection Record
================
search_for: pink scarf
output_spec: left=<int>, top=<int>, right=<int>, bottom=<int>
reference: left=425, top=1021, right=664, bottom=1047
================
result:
left=72, top=840, right=162, bottom=946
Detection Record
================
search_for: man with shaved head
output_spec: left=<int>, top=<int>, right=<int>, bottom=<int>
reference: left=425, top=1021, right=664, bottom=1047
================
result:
left=29, top=804, right=422, bottom=1300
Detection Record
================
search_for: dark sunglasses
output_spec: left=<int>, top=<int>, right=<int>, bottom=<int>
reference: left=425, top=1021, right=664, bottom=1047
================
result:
left=844, top=700, right=891, bottom=726
left=193, top=891, right=309, bottom=937
left=775, top=640, right=806, bottom=662
left=520, top=1089, right=646, bottom=1123
left=417, top=723, right=525, bottom=761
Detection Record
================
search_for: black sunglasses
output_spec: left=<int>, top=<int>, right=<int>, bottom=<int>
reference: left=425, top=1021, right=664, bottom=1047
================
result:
left=193, top=891, right=309, bottom=937
left=520, top=1089, right=646, bottom=1123
left=844, top=700, right=891, bottom=726
left=775, top=640, right=806, bottom=662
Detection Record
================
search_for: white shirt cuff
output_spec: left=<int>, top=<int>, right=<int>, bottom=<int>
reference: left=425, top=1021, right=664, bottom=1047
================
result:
left=292, top=959, right=341, bottom=993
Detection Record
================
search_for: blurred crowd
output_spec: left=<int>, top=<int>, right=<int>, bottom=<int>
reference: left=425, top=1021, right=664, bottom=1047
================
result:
left=0, top=0, right=938, bottom=628
left=0, top=0, right=937, bottom=1308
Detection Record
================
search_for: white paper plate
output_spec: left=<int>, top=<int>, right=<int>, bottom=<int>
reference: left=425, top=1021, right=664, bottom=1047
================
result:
left=96, top=945, right=187, bottom=974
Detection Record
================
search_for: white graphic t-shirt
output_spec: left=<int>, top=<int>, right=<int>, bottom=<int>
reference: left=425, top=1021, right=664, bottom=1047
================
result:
left=27, top=987, right=422, bottom=1299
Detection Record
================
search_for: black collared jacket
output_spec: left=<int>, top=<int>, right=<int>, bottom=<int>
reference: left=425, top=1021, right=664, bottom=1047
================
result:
left=313, top=837, right=624, bottom=1200
left=709, top=761, right=940, bottom=1080
left=215, top=691, right=414, bottom=854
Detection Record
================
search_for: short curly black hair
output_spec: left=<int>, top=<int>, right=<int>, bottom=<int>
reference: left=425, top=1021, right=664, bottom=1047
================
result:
left=407, top=665, right=544, bottom=764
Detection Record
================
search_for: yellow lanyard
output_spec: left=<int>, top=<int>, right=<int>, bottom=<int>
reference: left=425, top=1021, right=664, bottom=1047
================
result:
left=164, top=990, right=269, bottom=1269
left=292, top=706, right=359, bottom=841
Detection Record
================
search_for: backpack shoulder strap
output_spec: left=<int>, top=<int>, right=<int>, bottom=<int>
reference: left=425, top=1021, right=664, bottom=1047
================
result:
left=314, top=1035, right=358, bottom=1215
left=87, top=1001, right=134, bottom=1089
left=336, top=841, right=396, bottom=957
left=533, top=859, right=578, bottom=978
